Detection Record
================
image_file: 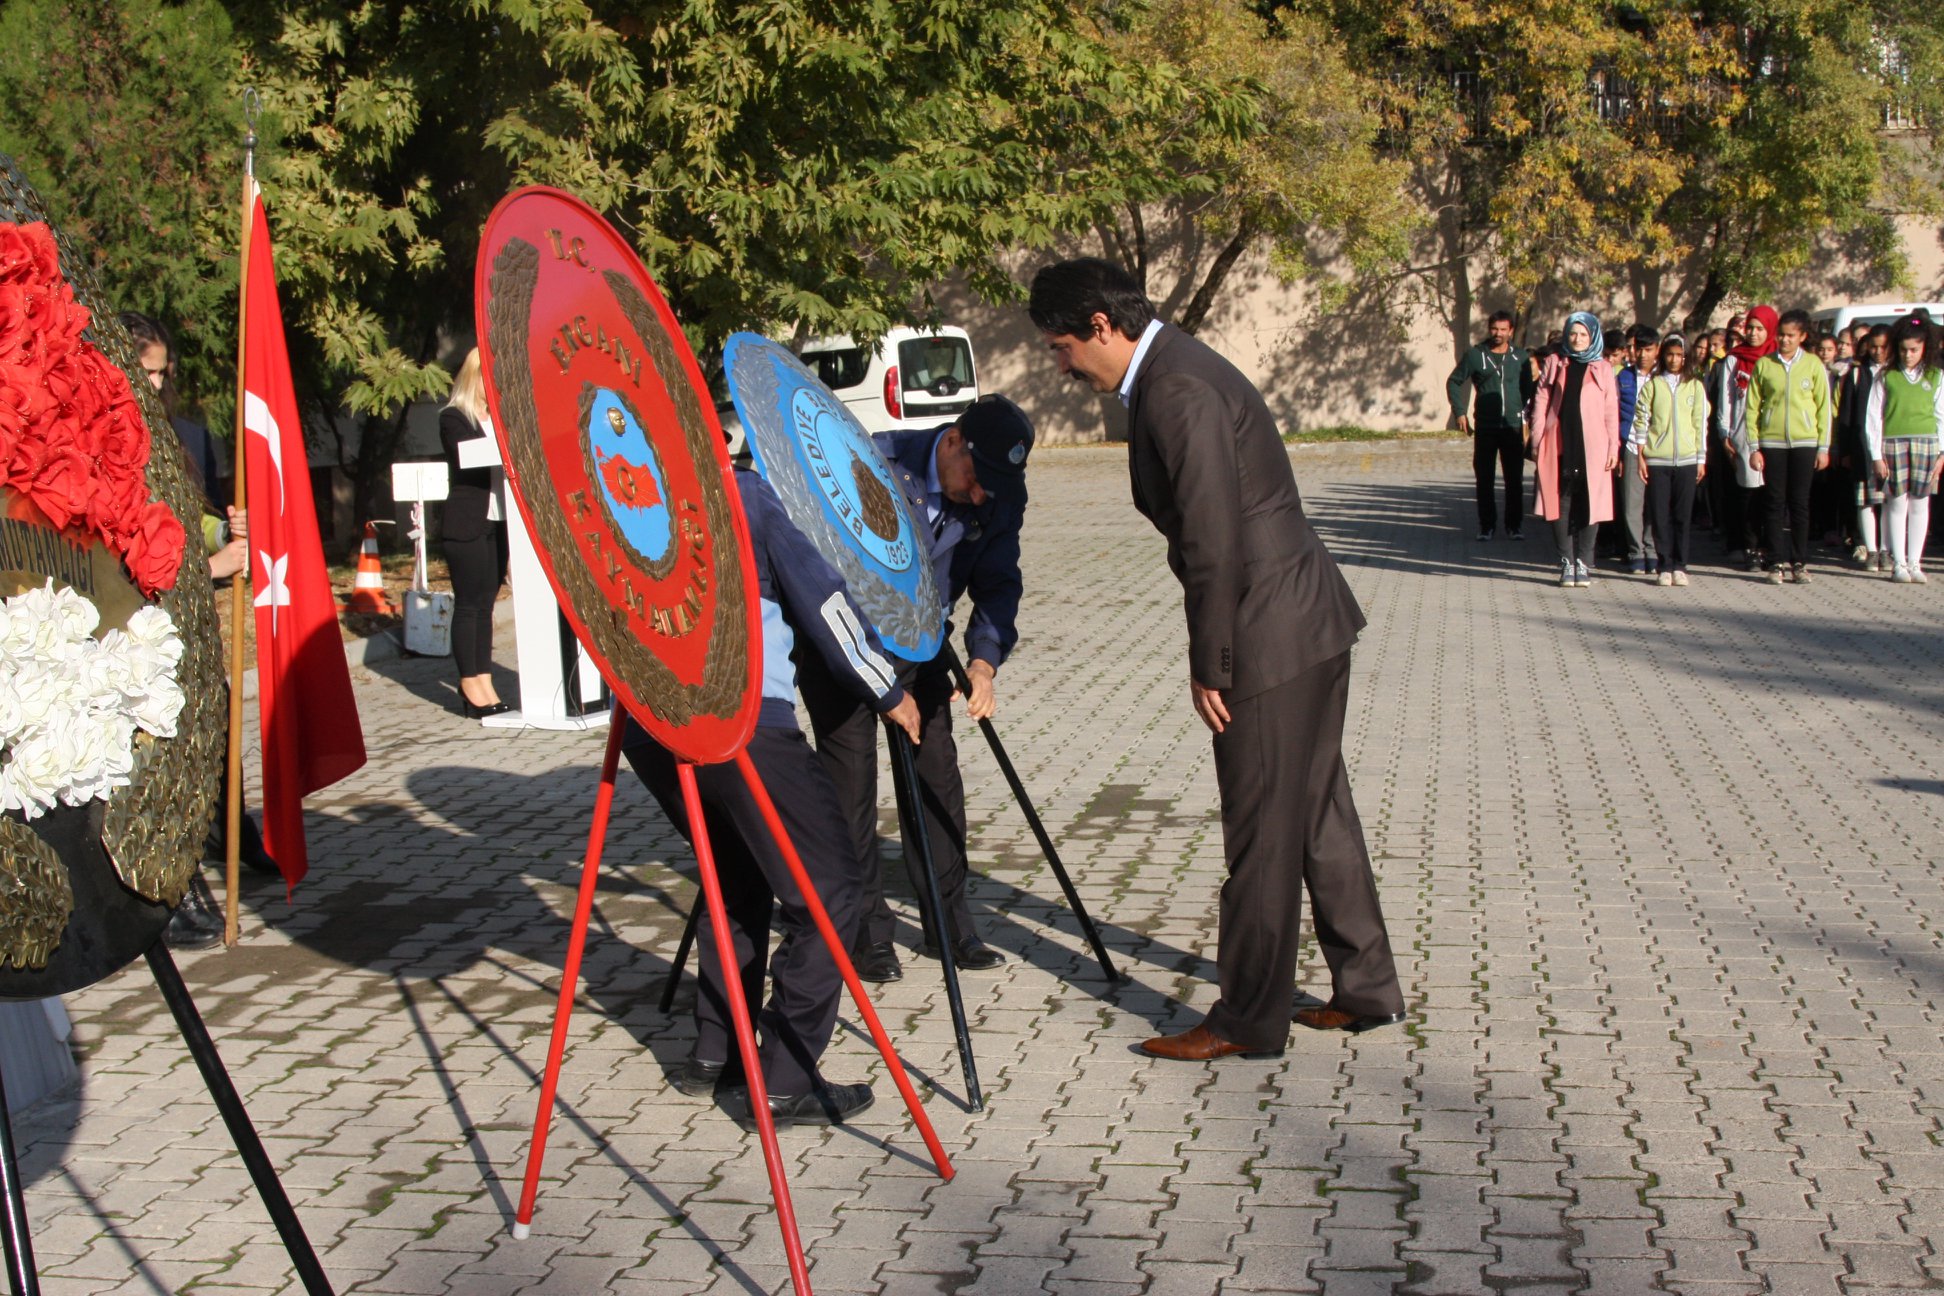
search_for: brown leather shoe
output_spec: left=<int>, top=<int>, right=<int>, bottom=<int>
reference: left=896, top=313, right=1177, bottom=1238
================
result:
left=1294, top=1003, right=1407, bottom=1034
left=1138, top=1024, right=1283, bottom=1061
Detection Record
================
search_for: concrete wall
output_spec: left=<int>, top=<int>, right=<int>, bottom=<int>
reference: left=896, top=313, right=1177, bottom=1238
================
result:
left=936, top=214, right=1944, bottom=446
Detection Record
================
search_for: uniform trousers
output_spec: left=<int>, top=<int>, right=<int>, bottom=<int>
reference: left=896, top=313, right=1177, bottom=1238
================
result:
left=1646, top=464, right=1698, bottom=573
left=1618, top=448, right=1657, bottom=564
left=1762, top=445, right=1820, bottom=568
left=1203, top=649, right=1404, bottom=1051
left=622, top=724, right=865, bottom=1094
left=797, top=654, right=976, bottom=951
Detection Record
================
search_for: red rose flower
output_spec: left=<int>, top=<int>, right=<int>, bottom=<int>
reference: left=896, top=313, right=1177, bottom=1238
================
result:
left=0, top=224, right=60, bottom=287
left=119, top=501, right=185, bottom=595
left=22, top=441, right=95, bottom=531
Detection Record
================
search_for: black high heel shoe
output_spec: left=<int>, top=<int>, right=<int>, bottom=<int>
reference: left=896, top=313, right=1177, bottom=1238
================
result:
left=462, top=699, right=511, bottom=719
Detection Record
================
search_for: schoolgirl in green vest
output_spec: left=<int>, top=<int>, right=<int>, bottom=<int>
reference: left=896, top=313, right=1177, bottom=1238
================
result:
left=1863, top=321, right=1944, bottom=583
left=1632, top=334, right=1711, bottom=585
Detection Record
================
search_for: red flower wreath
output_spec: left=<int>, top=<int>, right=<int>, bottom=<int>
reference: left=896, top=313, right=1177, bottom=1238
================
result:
left=0, top=221, right=184, bottom=596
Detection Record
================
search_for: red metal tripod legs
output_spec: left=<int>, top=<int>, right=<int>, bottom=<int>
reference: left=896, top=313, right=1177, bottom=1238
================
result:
left=732, top=749, right=955, bottom=1181
left=513, top=710, right=626, bottom=1239
left=676, top=760, right=812, bottom=1294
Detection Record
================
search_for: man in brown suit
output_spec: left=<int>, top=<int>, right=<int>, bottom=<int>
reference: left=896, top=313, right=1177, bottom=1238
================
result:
left=1028, top=258, right=1405, bottom=1060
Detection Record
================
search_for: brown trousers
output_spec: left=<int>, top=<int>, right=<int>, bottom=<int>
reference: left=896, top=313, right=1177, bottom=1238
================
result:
left=1202, top=649, right=1404, bottom=1049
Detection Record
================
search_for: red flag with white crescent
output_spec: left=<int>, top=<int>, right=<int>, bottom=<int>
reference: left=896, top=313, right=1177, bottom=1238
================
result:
left=242, top=187, right=365, bottom=891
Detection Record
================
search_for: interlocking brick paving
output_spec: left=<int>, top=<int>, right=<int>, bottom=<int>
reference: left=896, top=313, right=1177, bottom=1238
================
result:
left=17, top=440, right=1943, bottom=1294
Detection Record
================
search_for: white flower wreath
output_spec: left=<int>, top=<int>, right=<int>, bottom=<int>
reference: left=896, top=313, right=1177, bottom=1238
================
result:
left=0, top=581, right=185, bottom=819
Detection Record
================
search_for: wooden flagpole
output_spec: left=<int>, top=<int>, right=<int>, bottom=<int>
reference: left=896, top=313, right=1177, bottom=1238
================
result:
left=224, top=90, right=258, bottom=948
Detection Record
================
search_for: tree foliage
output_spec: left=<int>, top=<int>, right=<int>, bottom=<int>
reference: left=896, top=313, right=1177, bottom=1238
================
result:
left=1093, top=0, right=1419, bottom=335
left=0, top=0, right=240, bottom=422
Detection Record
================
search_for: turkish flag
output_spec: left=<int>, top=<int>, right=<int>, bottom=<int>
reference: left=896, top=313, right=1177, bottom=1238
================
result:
left=242, top=188, right=366, bottom=891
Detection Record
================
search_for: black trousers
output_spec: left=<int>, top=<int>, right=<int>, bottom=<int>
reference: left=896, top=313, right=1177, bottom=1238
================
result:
left=1646, top=464, right=1698, bottom=572
left=798, top=654, right=976, bottom=951
left=444, top=525, right=506, bottom=677
left=1205, top=650, right=1403, bottom=1050
left=1473, top=427, right=1526, bottom=533
left=623, top=724, right=865, bottom=1094
left=1762, top=445, right=1819, bottom=567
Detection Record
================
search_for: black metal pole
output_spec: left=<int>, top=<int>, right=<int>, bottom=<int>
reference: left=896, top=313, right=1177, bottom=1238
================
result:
left=145, top=945, right=334, bottom=1295
left=658, top=900, right=702, bottom=1013
left=0, top=1061, right=38, bottom=1296
left=888, top=727, right=981, bottom=1111
left=943, top=646, right=1120, bottom=982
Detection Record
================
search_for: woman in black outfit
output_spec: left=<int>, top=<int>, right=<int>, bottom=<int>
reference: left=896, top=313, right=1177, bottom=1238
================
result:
left=440, top=348, right=509, bottom=718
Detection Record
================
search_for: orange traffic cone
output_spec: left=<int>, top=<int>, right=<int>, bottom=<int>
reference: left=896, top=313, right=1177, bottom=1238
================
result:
left=347, top=522, right=396, bottom=616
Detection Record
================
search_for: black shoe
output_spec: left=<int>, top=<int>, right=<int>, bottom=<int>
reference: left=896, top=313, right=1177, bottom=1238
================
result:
left=462, top=699, right=511, bottom=719
left=1507, top=530, right=1525, bottom=542
left=917, top=937, right=1006, bottom=971
left=164, top=875, right=224, bottom=951
left=853, top=942, right=902, bottom=983
left=741, top=1082, right=875, bottom=1129
left=672, top=1055, right=732, bottom=1097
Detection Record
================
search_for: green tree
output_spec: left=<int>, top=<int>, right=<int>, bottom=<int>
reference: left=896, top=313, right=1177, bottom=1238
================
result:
left=1091, top=0, right=1418, bottom=335
left=0, top=0, right=241, bottom=424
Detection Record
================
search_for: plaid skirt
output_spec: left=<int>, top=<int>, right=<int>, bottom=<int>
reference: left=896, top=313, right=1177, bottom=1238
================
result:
left=1853, top=462, right=1885, bottom=506
left=1884, top=438, right=1940, bottom=498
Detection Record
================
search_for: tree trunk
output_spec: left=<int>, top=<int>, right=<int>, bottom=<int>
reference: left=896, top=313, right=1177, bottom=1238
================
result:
left=1683, top=267, right=1727, bottom=338
left=1177, top=223, right=1255, bottom=336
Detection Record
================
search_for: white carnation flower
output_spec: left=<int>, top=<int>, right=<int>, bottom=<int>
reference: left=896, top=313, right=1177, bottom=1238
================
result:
left=0, top=584, right=185, bottom=815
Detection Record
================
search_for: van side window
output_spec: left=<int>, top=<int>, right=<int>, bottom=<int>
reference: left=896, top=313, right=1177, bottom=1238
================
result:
left=811, top=348, right=869, bottom=391
left=899, top=338, right=974, bottom=395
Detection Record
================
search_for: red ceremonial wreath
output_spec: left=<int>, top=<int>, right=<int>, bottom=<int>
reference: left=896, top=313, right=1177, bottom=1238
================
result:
left=0, top=221, right=184, bottom=596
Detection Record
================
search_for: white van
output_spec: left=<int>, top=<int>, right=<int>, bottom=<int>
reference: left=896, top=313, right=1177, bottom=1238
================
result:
left=799, top=326, right=979, bottom=433
left=1811, top=303, right=1944, bottom=335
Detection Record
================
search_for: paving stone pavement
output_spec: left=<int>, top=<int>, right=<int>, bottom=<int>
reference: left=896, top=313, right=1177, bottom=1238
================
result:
left=15, top=440, right=1944, bottom=1295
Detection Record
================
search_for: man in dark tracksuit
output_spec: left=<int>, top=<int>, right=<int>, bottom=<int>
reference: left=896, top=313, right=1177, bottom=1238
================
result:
left=623, top=469, right=919, bottom=1128
left=797, top=395, right=1032, bottom=984
left=1446, top=310, right=1534, bottom=540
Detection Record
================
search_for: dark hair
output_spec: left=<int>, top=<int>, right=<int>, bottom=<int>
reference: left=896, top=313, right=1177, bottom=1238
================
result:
left=1487, top=309, right=1515, bottom=327
left=1776, top=309, right=1813, bottom=334
left=1633, top=328, right=1661, bottom=348
left=1892, top=317, right=1932, bottom=367
left=1656, top=334, right=1684, bottom=371
left=1602, top=335, right=1627, bottom=356
left=118, top=310, right=178, bottom=421
left=1027, top=257, right=1156, bottom=340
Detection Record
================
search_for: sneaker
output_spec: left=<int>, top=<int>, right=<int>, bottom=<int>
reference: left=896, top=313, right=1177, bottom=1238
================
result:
left=1893, top=564, right=1914, bottom=584
left=1879, top=551, right=1895, bottom=572
left=1765, top=566, right=1785, bottom=584
left=1476, top=529, right=1494, bottom=541
left=1559, top=558, right=1573, bottom=588
left=1509, top=530, right=1526, bottom=542
left=1573, top=560, right=1592, bottom=588
left=1743, top=552, right=1762, bottom=572
left=1629, top=559, right=1649, bottom=575
left=1672, top=571, right=1689, bottom=587
left=1793, top=564, right=1812, bottom=585
left=1852, top=544, right=1871, bottom=564
left=1656, top=570, right=1674, bottom=587
left=1914, top=566, right=1929, bottom=584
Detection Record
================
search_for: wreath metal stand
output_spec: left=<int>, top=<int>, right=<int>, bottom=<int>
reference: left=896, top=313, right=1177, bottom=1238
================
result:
left=0, top=946, right=336, bottom=1296
left=511, top=711, right=953, bottom=1296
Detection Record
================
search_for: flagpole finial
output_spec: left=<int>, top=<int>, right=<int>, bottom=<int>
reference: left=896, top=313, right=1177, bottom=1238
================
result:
left=242, top=87, right=259, bottom=181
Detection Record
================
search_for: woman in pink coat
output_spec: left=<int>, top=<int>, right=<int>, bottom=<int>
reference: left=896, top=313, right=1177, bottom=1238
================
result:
left=1529, top=311, right=1622, bottom=587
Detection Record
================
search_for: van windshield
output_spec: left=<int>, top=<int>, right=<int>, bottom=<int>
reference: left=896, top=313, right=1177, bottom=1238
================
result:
left=899, top=337, right=975, bottom=398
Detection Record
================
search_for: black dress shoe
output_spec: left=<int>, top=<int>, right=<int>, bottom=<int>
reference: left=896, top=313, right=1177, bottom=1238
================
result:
left=462, top=699, right=511, bottom=719
left=164, top=876, right=224, bottom=951
left=918, top=937, right=1005, bottom=971
left=853, top=942, right=902, bottom=983
left=672, top=1055, right=734, bottom=1097
left=740, top=1082, right=874, bottom=1129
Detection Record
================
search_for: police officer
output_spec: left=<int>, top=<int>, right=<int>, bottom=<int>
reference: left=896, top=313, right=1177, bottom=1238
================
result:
left=622, top=469, right=920, bottom=1128
left=798, top=395, right=1033, bottom=983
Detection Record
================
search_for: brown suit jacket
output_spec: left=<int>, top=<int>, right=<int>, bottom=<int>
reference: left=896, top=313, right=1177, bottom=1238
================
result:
left=1126, top=324, right=1364, bottom=700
